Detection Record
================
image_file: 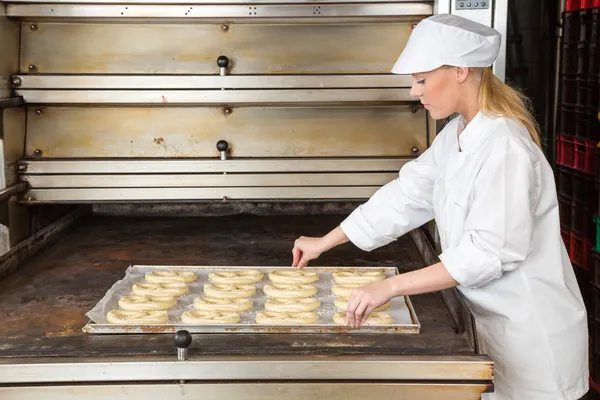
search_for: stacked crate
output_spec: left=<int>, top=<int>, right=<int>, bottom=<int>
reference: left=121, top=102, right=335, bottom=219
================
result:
left=557, top=0, right=600, bottom=392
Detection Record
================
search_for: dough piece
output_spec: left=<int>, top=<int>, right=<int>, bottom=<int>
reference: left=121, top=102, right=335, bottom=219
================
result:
left=208, top=270, right=264, bottom=284
left=333, top=297, right=391, bottom=312
left=181, top=310, right=240, bottom=324
left=263, top=283, right=317, bottom=298
left=256, top=311, right=318, bottom=325
left=132, top=282, right=189, bottom=297
left=118, top=295, right=177, bottom=311
left=265, top=297, right=321, bottom=312
left=106, top=309, right=168, bottom=324
left=333, top=269, right=385, bottom=285
left=145, top=270, right=198, bottom=283
left=268, top=270, right=319, bottom=284
left=333, top=311, right=393, bottom=326
left=204, top=283, right=256, bottom=299
left=331, top=283, right=363, bottom=297
left=193, top=296, right=252, bottom=312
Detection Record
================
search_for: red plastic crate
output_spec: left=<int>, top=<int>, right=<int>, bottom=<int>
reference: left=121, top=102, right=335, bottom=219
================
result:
left=574, top=139, right=597, bottom=175
left=582, top=0, right=594, bottom=8
left=567, top=0, right=581, bottom=10
left=570, top=231, right=593, bottom=271
left=557, top=135, right=576, bottom=167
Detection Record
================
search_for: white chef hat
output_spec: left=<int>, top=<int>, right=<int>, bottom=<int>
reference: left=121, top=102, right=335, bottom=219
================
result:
left=391, top=14, right=501, bottom=74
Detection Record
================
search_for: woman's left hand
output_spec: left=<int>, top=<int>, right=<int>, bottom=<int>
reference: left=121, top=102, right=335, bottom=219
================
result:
left=345, top=278, right=395, bottom=327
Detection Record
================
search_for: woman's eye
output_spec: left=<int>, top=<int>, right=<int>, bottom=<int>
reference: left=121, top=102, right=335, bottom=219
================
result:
left=417, top=79, right=426, bottom=84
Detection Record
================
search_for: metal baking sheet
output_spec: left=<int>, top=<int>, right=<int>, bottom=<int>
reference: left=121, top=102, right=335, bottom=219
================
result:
left=83, top=265, right=420, bottom=334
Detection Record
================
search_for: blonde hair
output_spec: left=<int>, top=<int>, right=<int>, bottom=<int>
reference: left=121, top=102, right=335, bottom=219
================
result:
left=478, top=68, right=542, bottom=148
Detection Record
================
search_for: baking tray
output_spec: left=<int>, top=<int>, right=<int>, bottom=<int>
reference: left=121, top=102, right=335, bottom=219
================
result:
left=83, top=265, right=420, bottom=334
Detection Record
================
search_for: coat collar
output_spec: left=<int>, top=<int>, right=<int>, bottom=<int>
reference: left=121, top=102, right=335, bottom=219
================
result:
left=455, top=111, right=494, bottom=154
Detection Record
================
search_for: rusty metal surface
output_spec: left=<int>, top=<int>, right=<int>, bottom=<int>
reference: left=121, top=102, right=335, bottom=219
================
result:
left=26, top=107, right=427, bottom=158
left=20, top=23, right=413, bottom=74
left=0, top=215, right=474, bottom=357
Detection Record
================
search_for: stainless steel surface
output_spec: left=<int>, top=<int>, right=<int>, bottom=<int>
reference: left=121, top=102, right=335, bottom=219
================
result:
left=21, top=159, right=408, bottom=174
left=0, top=355, right=493, bottom=383
left=0, top=183, right=27, bottom=202
left=15, top=89, right=414, bottom=105
left=19, top=23, right=414, bottom=75
left=0, top=383, right=491, bottom=400
left=83, top=265, right=420, bottom=334
left=177, top=348, right=187, bottom=361
left=23, top=173, right=398, bottom=188
left=24, top=107, right=426, bottom=159
left=2, top=107, right=26, bottom=187
left=14, top=75, right=412, bottom=89
left=3, top=0, right=432, bottom=3
left=7, top=3, right=433, bottom=19
left=23, top=187, right=382, bottom=202
left=0, top=9, right=19, bottom=99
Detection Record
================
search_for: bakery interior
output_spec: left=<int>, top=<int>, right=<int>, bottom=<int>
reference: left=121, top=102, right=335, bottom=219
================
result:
left=0, top=0, right=597, bottom=398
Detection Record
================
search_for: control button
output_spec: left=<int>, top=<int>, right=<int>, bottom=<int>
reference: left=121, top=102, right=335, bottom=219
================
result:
left=460, top=2, right=464, bottom=7
left=475, top=2, right=479, bottom=6
left=467, top=2, right=472, bottom=6
left=481, top=1, right=486, bottom=5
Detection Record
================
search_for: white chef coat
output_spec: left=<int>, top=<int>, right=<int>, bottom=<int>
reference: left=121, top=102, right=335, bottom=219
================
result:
left=340, top=111, right=589, bottom=399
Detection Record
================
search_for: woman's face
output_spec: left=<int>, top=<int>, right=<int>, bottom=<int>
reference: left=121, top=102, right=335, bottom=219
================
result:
left=409, top=67, right=462, bottom=120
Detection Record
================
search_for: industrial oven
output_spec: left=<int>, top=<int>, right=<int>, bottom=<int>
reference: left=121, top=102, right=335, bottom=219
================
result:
left=0, top=0, right=507, bottom=398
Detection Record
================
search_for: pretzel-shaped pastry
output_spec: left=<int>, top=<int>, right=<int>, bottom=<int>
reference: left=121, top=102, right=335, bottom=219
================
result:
left=332, top=269, right=385, bottom=285
left=204, top=283, right=256, bottom=299
left=263, top=283, right=317, bottom=298
left=132, top=282, right=189, bottom=297
left=118, top=295, right=177, bottom=311
left=333, top=311, right=393, bottom=326
left=145, top=270, right=198, bottom=283
left=333, top=296, right=391, bottom=312
left=330, top=283, right=363, bottom=297
left=106, top=309, right=168, bottom=324
left=256, top=311, right=318, bottom=325
left=265, top=297, right=321, bottom=312
left=181, top=310, right=240, bottom=324
left=193, top=296, right=252, bottom=312
left=208, top=270, right=264, bottom=284
left=268, top=270, right=319, bottom=284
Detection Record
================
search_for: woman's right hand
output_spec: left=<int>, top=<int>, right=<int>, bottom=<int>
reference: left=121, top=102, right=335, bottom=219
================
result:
left=291, top=236, right=326, bottom=268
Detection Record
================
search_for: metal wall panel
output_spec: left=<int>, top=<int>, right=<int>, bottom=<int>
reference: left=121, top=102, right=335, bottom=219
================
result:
left=26, top=107, right=426, bottom=158
left=20, top=23, right=412, bottom=74
left=0, top=10, right=19, bottom=99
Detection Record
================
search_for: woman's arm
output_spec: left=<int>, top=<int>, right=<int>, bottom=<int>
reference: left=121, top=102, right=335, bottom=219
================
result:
left=345, top=262, right=458, bottom=327
left=292, top=226, right=349, bottom=268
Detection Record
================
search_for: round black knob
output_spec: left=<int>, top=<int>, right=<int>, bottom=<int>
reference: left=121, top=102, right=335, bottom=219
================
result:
left=217, top=56, right=229, bottom=68
left=173, top=330, right=192, bottom=349
left=217, top=140, right=229, bottom=152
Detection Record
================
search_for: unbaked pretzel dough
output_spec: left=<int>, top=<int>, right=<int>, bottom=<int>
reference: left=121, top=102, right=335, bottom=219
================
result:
left=118, top=294, right=177, bottom=311
left=132, top=282, right=189, bottom=297
left=106, top=309, right=169, bottom=324
left=181, top=310, right=240, bottom=324
left=256, top=310, right=318, bottom=325
left=263, top=283, right=317, bottom=298
left=333, top=311, right=393, bottom=326
left=333, top=297, right=391, bottom=312
left=204, top=283, right=256, bottom=299
left=265, top=297, right=321, bottom=312
left=330, top=283, right=363, bottom=297
left=332, top=269, right=385, bottom=285
left=193, top=296, right=252, bottom=312
left=268, top=270, right=319, bottom=284
left=145, top=270, right=198, bottom=283
left=208, top=270, right=264, bottom=284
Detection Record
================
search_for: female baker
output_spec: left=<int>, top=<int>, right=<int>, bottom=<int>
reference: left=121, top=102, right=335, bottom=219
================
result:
left=291, top=14, right=589, bottom=400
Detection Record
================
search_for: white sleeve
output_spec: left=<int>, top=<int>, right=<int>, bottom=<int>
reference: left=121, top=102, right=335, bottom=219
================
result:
left=339, top=135, right=442, bottom=252
left=438, top=150, right=539, bottom=289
